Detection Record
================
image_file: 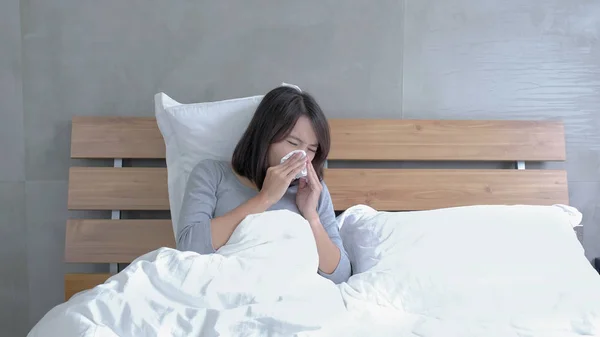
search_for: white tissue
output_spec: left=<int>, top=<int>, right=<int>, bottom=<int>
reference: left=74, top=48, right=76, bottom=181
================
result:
left=280, top=150, right=307, bottom=180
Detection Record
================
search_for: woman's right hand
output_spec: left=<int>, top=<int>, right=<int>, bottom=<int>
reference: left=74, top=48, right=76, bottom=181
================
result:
left=259, top=153, right=306, bottom=206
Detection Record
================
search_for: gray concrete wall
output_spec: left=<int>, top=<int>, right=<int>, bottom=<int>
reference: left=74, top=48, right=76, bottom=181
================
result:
left=0, top=1, right=598, bottom=335
left=0, top=0, right=29, bottom=336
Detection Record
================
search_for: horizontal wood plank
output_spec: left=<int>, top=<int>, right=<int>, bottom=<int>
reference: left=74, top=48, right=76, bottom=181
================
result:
left=68, top=167, right=169, bottom=210
left=327, top=169, right=569, bottom=210
left=65, top=273, right=111, bottom=301
left=70, top=117, right=566, bottom=161
left=71, top=116, right=166, bottom=159
left=68, top=167, right=569, bottom=211
left=65, top=220, right=175, bottom=263
left=328, top=119, right=566, bottom=161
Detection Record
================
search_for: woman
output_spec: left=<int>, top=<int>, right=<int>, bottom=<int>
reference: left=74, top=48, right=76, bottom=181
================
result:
left=177, top=85, right=351, bottom=284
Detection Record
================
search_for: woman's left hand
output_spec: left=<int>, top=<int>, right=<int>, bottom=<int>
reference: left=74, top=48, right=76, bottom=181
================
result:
left=296, top=158, right=322, bottom=223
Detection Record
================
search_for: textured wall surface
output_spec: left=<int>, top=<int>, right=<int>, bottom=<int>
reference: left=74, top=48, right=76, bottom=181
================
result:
left=0, top=1, right=29, bottom=336
left=0, top=0, right=598, bottom=334
left=403, top=0, right=600, bottom=258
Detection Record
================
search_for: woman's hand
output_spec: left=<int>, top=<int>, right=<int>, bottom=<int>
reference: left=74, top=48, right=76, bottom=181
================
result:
left=259, top=153, right=306, bottom=207
left=296, top=158, right=323, bottom=222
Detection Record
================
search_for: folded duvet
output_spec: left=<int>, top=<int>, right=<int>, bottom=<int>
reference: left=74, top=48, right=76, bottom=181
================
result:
left=28, top=210, right=346, bottom=337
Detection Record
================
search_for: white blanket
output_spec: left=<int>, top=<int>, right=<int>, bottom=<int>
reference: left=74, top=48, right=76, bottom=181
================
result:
left=28, top=209, right=600, bottom=337
left=28, top=210, right=347, bottom=337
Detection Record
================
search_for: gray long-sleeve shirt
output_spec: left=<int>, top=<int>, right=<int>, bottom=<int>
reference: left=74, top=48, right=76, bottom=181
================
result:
left=177, top=159, right=351, bottom=284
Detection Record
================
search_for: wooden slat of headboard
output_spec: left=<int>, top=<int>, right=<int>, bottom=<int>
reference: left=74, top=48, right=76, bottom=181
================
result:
left=70, top=117, right=566, bottom=161
left=327, top=169, right=569, bottom=210
left=65, top=273, right=111, bottom=301
left=328, top=119, right=566, bottom=161
left=68, top=167, right=568, bottom=211
left=71, top=117, right=166, bottom=159
left=65, top=220, right=174, bottom=263
left=68, top=167, right=169, bottom=210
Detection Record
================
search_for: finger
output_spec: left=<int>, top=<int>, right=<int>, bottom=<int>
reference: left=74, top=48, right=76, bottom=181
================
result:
left=306, top=161, right=320, bottom=186
left=285, top=154, right=306, bottom=169
left=279, top=158, right=303, bottom=180
left=285, top=159, right=306, bottom=178
left=280, top=153, right=303, bottom=170
left=274, top=154, right=297, bottom=174
left=298, top=178, right=307, bottom=189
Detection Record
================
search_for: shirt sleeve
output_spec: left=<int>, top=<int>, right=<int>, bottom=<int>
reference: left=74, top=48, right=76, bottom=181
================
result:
left=316, top=182, right=352, bottom=284
left=176, top=160, right=219, bottom=255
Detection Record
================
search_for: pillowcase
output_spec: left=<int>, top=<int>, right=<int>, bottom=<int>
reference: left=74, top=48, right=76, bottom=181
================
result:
left=338, top=204, right=585, bottom=274
left=337, top=204, right=600, bottom=331
left=154, top=92, right=263, bottom=236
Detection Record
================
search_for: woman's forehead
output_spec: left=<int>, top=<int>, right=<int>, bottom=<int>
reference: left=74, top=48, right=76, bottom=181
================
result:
left=289, top=117, right=318, bottom=144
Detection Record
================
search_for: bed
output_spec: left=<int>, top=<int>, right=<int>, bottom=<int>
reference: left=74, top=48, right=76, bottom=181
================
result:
left=64, top=118, right=568, bottom=298
left=31, top=116, right=600, bottom=336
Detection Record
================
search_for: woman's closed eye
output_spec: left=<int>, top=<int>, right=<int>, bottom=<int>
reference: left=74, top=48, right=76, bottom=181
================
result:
left=287, top=137, right=317, bottom=152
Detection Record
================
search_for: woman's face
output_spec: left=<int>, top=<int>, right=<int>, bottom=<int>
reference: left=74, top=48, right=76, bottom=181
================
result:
left=268, top=116, right=319, bottom=168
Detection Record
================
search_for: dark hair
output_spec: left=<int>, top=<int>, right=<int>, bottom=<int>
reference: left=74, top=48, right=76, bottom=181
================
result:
left=231, top=86, right=330, bottom=190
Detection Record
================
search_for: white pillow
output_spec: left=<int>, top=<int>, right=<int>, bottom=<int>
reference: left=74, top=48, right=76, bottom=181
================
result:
left=337, top=204, right=600, bottom=332
left=154, top=93, right=263, bottom=236
left=338, top=204, right=585, bottom=274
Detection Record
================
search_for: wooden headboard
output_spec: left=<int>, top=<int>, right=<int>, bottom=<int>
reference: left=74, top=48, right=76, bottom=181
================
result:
left=64, top=117, right=568, bottom=300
